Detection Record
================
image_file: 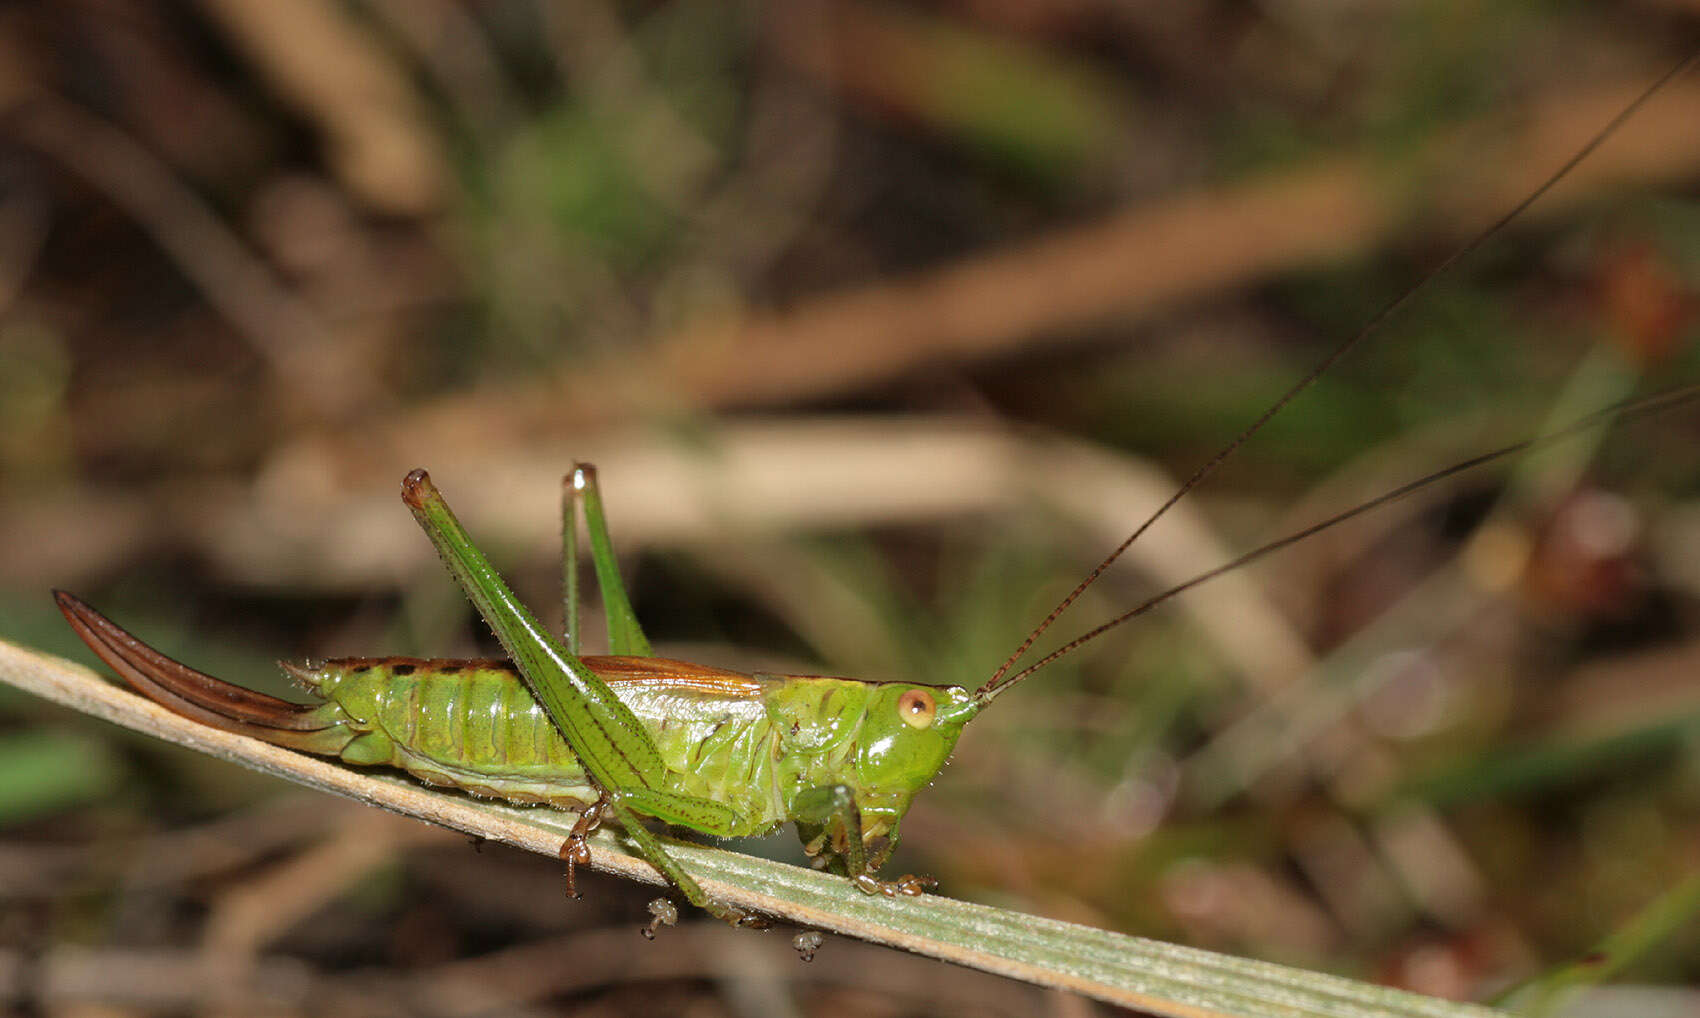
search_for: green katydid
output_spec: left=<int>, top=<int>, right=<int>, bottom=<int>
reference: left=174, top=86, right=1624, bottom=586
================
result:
left=55, top=464, right=977, bottom=933
left=51, top=50, right=1700, bottom=934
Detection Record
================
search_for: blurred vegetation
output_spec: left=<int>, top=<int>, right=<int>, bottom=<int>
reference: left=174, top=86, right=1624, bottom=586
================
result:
left=2, top=1, right=1700, bottom=1015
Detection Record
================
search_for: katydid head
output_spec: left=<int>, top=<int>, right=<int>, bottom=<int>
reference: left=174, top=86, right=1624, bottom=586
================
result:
left=849, top=682, right=979, bottom=837
left=765, top=679, right=977, bottom=784
left=768, top=677, right=979, bottom=860
left=856, top=682, right=979, bottom=789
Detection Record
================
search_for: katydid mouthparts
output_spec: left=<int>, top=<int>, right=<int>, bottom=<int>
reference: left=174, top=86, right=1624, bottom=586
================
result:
left=52, top=49, right=1700, bottom=932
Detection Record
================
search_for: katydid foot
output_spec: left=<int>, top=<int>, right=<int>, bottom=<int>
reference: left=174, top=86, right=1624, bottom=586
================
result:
left=793, top=931, right=825, bottom=962
left=559, top=792, right=610, bottom=899
left=639, top=897, right=768, bottom=938
left=640, top=898, right=679, bottom=940
left=852, top=872, right=936, bottom=897
left=718, top=905, right=770, bottom=931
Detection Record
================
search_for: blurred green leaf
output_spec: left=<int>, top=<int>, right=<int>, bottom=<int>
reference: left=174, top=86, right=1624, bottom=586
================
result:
left=1497, top=872, right=1700, bottom=1014
left=0, top=729, right=123, bottom=826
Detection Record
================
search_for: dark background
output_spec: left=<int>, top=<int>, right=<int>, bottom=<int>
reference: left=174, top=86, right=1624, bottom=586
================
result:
left=2, top=2, right=1700, bottom=1015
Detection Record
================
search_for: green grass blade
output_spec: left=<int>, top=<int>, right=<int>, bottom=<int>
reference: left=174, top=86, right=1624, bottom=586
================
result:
left=0, top=729, right=123, bottom=826
left=0, top=634, right=1511, bottom=1017
left=1494, top=873, right=1700, bottom=1015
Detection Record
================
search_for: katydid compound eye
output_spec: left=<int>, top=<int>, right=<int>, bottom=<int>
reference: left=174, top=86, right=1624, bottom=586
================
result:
left=897, top=688, right=936, bottom=729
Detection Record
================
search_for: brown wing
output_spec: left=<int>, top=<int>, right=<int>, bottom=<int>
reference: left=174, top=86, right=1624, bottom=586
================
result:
left=582, top=656, right=767, bottom=698
left=315, top=653, right=769, bottom=699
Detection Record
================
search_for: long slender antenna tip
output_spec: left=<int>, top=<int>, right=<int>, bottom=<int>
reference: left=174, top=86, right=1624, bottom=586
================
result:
left=980, top=46, right=1700, bottom=699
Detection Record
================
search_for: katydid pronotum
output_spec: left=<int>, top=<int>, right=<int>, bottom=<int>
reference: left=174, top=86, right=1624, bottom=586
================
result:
left=52, top=50, right=1700, bottom=937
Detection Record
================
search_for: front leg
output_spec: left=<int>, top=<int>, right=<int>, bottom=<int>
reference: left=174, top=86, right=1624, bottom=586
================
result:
left=791, top=785, right=934, bottom=897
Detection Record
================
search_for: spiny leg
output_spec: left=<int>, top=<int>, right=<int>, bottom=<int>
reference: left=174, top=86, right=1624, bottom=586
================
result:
left=401, top=470, right=663, bottom=794
left=559, top=790, right=611, bottom=900
left=404, top=471, right=748, bottom=926
left=857, top=833, right=932, bottom=896
left=556, top=790, right=759, bottom=933
left=614, top=802, right=765, bottom=931
left=792, top=785, right=934, bottom=897
left=566, top=463, right=652, bottom=657
left=562, top=471, right=582, bottom=656
left=793, top=785, right=868, bottom=876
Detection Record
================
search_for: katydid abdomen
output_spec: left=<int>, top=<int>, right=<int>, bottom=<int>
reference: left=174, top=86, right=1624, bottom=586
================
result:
left=290, top=657, right=782, bottom=828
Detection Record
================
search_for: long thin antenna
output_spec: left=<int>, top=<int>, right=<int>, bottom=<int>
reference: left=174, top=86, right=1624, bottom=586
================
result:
left=976, top=383, right=1700, bottom=702
left=980, top=47, right=1700, bottom=699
